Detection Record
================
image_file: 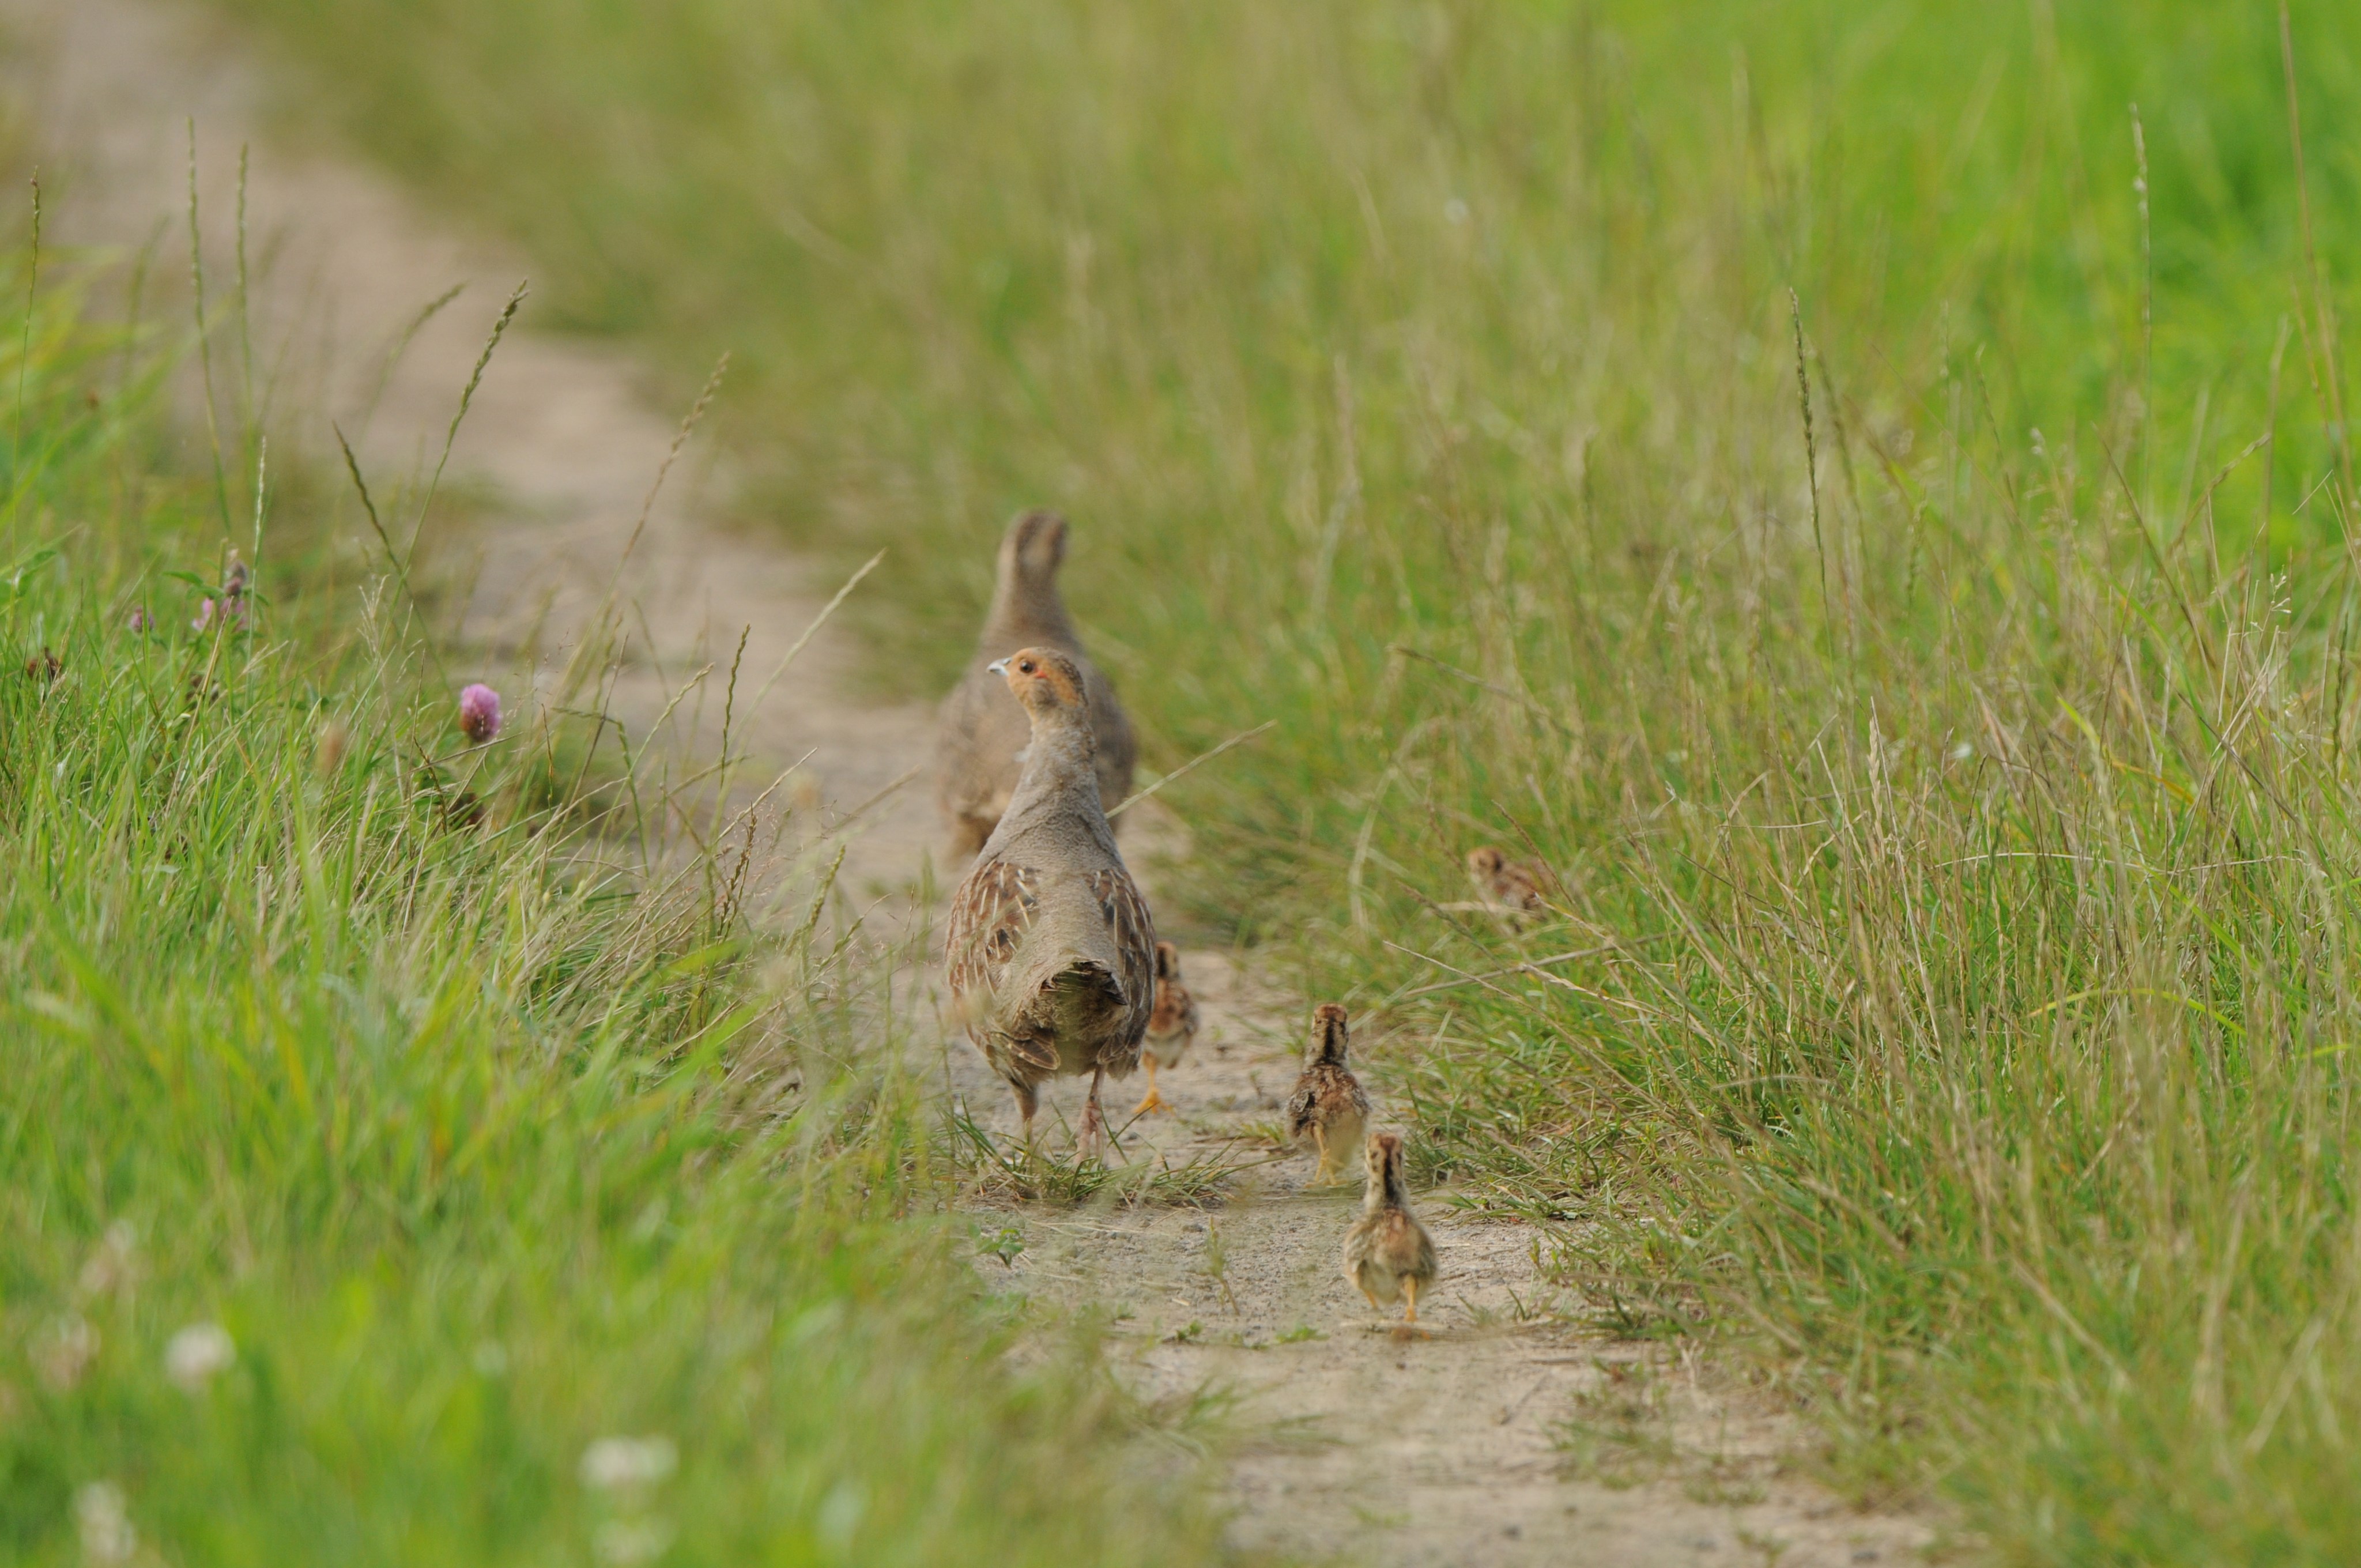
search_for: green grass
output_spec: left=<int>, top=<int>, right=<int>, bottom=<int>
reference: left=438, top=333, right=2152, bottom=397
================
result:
left=0, top=233, right=1243, bottom=1563
left=199, top=0, right=2361, bottom=1558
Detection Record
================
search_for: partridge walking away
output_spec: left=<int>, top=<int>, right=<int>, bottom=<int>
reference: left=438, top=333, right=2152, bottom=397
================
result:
left=1285, top=1003, right=1371, bottom=1185
left=1341, top=1131, right=1439, bottom=1327
left=943, top=646, right=1156, bottom=1156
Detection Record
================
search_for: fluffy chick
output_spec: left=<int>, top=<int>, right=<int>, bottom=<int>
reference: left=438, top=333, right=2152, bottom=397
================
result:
left=1284, top=1003, right=1370, bottom=1184
left=1131, top=941, right=1200, bottom=1116
left=1341, top=1131, right=1439, bottom=1326
left=1465, top=845, right=1549, bottom=926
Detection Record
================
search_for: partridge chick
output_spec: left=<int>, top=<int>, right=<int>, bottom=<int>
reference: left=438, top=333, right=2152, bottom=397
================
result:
left=1130, top=941, right=1200, bottom=1116
left=1284, top=1003, right=1371, bottom=1185
left=944, top=646, right=1156, bottom=1156
left=937, top=511, right=1137, bottom=859
left=1341, top=1131, right=1439, bottom=1326
left=1466, top=845, right=1549, bottom=926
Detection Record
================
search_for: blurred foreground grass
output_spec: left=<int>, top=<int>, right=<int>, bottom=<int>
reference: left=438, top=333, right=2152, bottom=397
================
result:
left=213, top=0, right=2361, bottom=1558
left=0, top=240, right=1235, bottom=1563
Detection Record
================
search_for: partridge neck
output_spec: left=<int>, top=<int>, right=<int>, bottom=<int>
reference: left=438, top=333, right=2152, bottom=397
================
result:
left=982, top=561, right=1081, bottom=650
left=995, top=710, right=1107, bottom=836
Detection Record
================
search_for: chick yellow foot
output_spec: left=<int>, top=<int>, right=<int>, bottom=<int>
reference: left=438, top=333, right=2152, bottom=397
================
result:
left=1130, top=1062, right=1172, bottom=1117
left=1390, top=1278, right=1433, bottom=1338
left=1309, top=1126, right=1340, bottom=1185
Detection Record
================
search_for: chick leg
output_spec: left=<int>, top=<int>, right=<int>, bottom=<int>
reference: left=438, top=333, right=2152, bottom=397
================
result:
left=1403, top=1276, right=1421, bottom=1325
left=1311, top=1123, right=1331, bottom=1183
left=1130, top=1056, right=1171, bottom=1117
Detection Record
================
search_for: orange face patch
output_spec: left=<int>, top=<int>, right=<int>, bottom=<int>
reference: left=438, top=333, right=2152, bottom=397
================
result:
left=1003, top=647, right=1085, bottom=709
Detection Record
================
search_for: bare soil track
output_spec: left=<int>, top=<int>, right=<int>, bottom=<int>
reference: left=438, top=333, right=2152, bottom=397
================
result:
left=1, top=3, right=1938, bottom=1561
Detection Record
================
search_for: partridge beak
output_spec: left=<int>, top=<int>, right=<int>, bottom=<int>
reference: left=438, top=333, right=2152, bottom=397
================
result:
left=987, top=658, right=1009, bottom=676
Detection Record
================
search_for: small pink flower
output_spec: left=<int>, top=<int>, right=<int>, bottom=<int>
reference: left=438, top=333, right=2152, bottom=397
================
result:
left=192, top=598, right=242, bottom=634
left=126, top=608, right=153, bottom=634
left=458, top=683, right=503, bottom=744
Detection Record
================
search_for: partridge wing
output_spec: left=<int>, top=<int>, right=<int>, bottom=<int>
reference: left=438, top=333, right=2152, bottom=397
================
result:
left=945, top=857, right=1045, bottom=1059
left=1087, top=866, right=1157, bottom=1043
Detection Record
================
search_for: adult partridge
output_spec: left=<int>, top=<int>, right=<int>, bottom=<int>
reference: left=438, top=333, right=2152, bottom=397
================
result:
left=937, top=511, right=1137, bottom=859
left=944, top=646, right=1156, bottom=1154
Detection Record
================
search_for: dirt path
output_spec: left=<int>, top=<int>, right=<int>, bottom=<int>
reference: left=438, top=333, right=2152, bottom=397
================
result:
left=951, top=963, right=1930, bottom=1566
left=1, top=4, right=1935, bottom=1562
left=0, top=0, right=941, bottom=904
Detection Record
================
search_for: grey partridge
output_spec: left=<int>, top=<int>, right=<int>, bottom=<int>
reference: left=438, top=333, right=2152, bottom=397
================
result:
left=1130, top=941, right=1200, bottom=1116
left=1341, top=1131, right=1439, bottom=1326
left=1284, top=1003, right=1371, bottom=1184
left=944, top=646, right=1156, bottom=1155
left=937, top=511, right=1137, bottom=859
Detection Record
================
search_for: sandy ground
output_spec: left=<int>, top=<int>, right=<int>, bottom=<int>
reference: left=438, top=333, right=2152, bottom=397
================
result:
left=0, top=2, right=1938, bottom=1561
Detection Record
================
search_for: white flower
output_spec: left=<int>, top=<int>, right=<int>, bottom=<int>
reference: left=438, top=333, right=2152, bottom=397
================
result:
left=1948, top=741, right=1974, bottom=762
left=35, top=1315, right=100, bottom=1393
left=1444, top=197, right=1470, bottom=226
left=164, top=1322, right=236, bottom=1392
left=593, top=1517, right=676, bottom=1565
left=580, top=1435, right=677, bottom=1492
left=75, top=1480, right=137, bottom=1565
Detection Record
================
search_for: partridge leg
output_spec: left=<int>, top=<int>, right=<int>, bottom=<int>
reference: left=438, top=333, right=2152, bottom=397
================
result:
left=1080, top=1066, right=1106, bottom=1158
left=1130, top=1057, right=1171, bottom=1117
left=1403, top=1276, right=1420, bottom=1325
left=1013, top=1079, right=1040, bottom=1148
left=1311, top=1124, right=1331, bottom=1183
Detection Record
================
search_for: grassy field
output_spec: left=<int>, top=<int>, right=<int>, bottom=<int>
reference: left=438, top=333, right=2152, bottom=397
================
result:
left=197, top=0, right=2361, bottom=1559
left=0, top=224, right=1240, bottom=1562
